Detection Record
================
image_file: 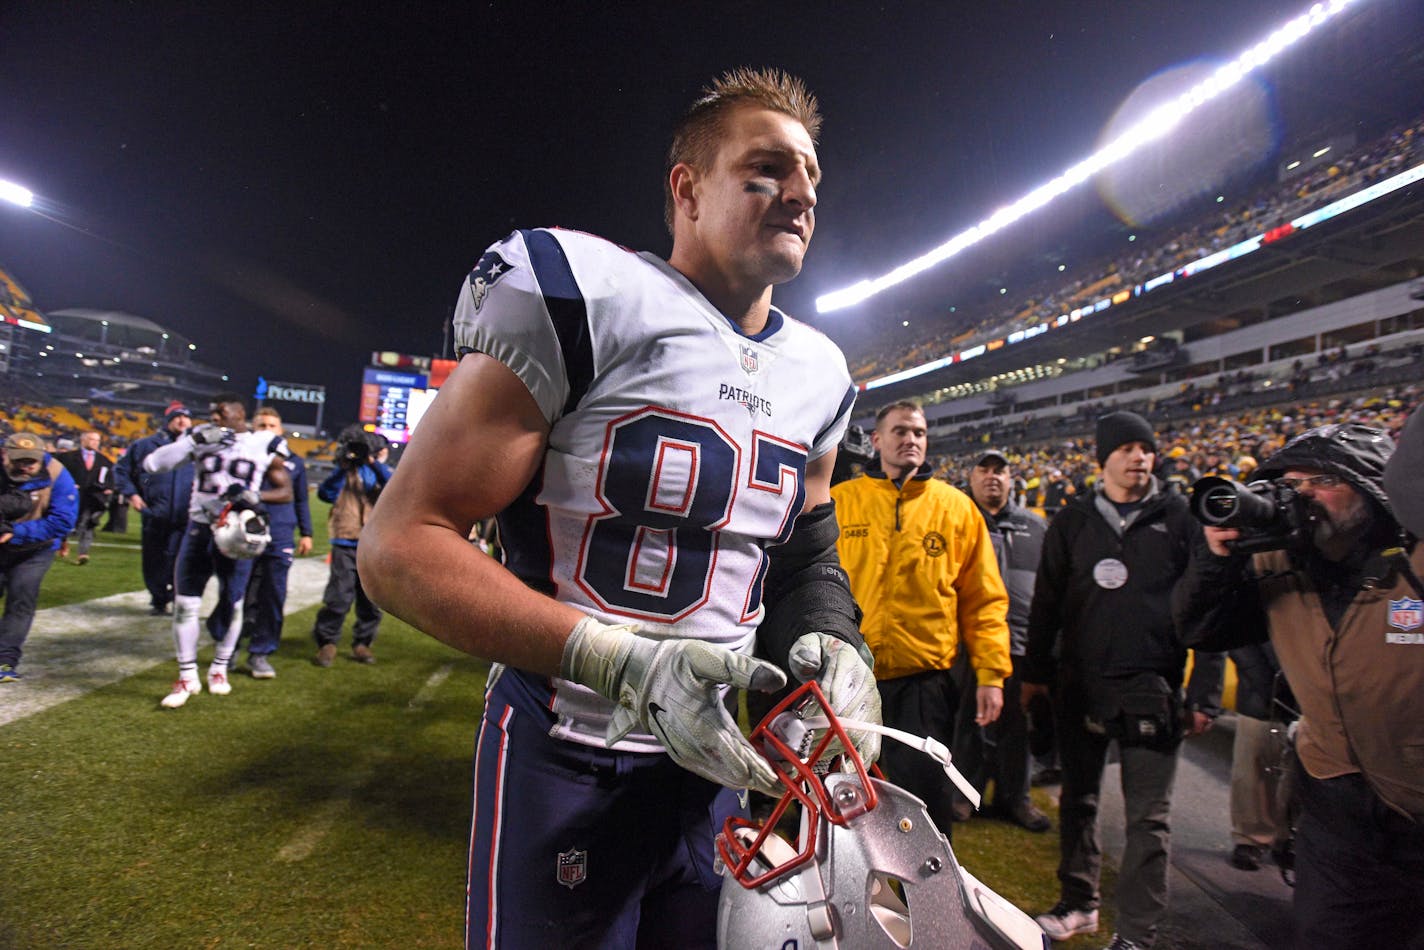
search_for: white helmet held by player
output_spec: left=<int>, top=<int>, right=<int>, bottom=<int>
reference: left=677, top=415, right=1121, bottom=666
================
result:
left=211, top=506, right=271, bottom=560
left=715, top=681, right=1048, bottom=950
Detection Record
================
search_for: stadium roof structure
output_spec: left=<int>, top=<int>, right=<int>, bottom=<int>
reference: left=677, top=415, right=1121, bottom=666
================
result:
left=6, top=306, right=228, bottom=417
left=45, top=308, right=195, bottom=352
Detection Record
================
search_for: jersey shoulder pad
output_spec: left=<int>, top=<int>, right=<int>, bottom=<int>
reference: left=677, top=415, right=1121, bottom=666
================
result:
left=452, top=228, right=604, bottom=425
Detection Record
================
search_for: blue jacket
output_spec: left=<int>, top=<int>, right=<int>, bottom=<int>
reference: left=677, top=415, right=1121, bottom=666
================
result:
left=115, top=428, right=194, bottom=523
left=4, top=455, right=79, bottom=553
left=319, top=461, right=391, bottom=548
left=264, top=452, right=313, bottom=543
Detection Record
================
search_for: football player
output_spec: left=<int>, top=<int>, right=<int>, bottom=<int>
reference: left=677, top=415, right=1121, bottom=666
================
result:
left=361, top=69, right=879, bottom=948
left=144, top=392, right=292, bottom=708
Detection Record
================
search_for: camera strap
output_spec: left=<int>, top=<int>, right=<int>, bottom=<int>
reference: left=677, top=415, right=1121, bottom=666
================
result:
left=1378, top=546, right=1424, bottom=599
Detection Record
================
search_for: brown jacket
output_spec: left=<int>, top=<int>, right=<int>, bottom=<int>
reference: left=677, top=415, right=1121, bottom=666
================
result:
left=1254, top=544, right=1424, bottom=819
left=328, top=470, right=377, bottom=541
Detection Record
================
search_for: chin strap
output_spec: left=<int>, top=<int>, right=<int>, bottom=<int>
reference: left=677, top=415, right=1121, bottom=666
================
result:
left=797, top=716, right=982, bottom=810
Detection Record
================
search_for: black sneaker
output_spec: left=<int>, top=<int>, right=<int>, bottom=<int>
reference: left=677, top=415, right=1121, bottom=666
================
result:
left=1230, top=843, right=1265, bottom=871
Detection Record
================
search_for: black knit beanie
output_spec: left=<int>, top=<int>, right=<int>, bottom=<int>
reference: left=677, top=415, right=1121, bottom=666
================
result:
left=1096, top=411, right=1156, bottom=466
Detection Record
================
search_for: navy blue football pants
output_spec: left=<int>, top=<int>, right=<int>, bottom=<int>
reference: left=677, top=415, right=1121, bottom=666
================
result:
left=467, top=671, right=741, bottom=949
left=176, top=522, right=253, bottom=640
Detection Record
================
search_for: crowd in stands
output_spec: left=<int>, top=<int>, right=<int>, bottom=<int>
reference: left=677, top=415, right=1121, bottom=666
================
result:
left=0, top=403, right=341, bottom=464
left=848, top=111, right=1424, bottom=384
left=932, top=382, right=1420, bottom=512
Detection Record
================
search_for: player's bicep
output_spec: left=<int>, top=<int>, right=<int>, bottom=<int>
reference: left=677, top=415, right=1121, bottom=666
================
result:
left=266, top=457, right=291, bottom=489
left=380, top=352, right=548, bottom=534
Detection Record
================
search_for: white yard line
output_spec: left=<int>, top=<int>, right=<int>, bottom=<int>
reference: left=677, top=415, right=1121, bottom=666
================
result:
left=407, top=663, right=454, bottom=710
left=0, top=558, right=332, bottom=727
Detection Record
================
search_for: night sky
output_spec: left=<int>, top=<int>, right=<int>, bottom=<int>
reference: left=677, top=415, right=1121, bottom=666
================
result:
left=2, top=1, right=1422, bottom=427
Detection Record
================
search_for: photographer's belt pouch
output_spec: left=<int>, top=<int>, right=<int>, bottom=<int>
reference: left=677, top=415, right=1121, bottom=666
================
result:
left=1089, top=672, right=1180, bottom=748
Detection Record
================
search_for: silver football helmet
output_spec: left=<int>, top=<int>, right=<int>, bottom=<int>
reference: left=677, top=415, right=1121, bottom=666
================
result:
left=715, top=681, right=1047, bottom=950
left=211, top=506, right=271, bottom=560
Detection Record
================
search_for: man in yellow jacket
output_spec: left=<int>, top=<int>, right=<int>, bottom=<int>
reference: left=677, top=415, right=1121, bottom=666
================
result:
left=832, top=400, right=1012, bottom=837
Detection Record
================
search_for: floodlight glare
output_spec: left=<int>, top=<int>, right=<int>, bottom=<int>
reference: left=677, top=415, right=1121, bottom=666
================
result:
left=0, top=179, right=34, bottom=209
left=816, top=0, right=1358, bottom=313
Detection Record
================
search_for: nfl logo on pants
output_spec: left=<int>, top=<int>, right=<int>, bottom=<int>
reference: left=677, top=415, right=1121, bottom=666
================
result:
left=557, top=848, right=587, bottom=889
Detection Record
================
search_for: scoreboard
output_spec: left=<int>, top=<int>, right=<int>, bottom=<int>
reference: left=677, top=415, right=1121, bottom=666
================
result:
left=359, top=368, right=425, bottom=443
left=356, top=356, right=458, bottom=443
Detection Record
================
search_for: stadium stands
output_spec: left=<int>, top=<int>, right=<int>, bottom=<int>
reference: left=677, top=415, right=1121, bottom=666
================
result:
left=845, top=111, right=1424, bottom=388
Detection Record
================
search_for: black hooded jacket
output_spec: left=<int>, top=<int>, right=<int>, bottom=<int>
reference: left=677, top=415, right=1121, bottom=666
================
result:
left=1024, top=478, right=1224, bottom=713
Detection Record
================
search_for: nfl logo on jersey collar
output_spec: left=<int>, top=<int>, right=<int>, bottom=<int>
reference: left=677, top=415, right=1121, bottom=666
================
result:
left=739, top=343, right=760, bottom=376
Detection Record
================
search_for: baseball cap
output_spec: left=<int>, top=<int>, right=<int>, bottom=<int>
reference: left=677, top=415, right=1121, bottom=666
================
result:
left=4, top=432, right=47, bottom=463
left=974, top=448, right=1011, bottom=467
left=164, top=402, right=192, bottom=422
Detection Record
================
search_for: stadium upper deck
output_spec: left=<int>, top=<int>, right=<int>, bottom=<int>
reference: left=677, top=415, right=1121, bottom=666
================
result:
left=844, top=111, right=1424, bottom=398
left=1, top=306, right=232, bottom=417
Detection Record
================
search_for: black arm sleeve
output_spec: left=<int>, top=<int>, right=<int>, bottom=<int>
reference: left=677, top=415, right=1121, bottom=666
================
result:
left=1022, top=509, right=1073, bottom=684
left=1172, top=533, right=1269, bottom=653
left=757, top=500, right=867, bottom=674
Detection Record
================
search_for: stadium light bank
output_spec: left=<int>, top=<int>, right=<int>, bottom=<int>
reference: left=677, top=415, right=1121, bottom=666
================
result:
left=816, top=0, right=1360, bottom=314
left=0, top=179, right=35, bottom=209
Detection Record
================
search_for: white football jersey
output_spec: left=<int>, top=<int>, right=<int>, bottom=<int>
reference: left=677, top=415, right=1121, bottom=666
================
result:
left=189, top=431, right=287, bottom=523
left=453, top=228, right=857, bottom=750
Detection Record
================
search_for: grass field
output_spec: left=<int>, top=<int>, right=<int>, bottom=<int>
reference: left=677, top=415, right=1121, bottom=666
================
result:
left=0, top=509, right=1121, bottom=949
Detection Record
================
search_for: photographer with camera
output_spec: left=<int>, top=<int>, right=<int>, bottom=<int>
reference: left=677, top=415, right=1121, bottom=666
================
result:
left=1175, top=423, right=1424, bottom=948
left=1021, top=411, right=1224, bottom=950
left=0, top=433, right=78, bottom=683
left=310, top=425, right=390, bottom=667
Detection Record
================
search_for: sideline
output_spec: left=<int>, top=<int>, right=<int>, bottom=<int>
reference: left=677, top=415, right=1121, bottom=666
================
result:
left=0, top=558, right=331, bottom=727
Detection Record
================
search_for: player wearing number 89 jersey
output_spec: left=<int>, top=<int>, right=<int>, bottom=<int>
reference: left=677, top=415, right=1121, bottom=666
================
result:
left=361, top=69, right=875, bottom=949
left=144, top=393, right=292, bottom=708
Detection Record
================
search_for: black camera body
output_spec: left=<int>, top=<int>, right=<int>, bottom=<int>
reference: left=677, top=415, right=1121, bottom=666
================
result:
left=1189, top=475, right=1312, bottom=554
left=336, top=423, right=378, bottom=470
left=339, top=437, right=371, bottom=469
left=0, top=488, right=34, bottom=523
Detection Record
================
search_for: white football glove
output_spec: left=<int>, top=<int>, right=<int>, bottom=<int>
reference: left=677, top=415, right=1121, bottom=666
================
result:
left=189, top=424, right=235, bottom=456
left=787, top=632, right=882, bottom=767
left=561, top=616, right=787, bottom=795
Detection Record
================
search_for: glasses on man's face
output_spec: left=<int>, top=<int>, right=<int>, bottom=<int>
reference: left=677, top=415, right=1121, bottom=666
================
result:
left=1279, top=473, right=1343, bottom=491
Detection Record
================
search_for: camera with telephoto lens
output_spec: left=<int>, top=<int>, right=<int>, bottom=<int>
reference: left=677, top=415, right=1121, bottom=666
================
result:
left=339, top=437, right=370, bottom=468
left=337, top=424, right=374, bottom=470
left=1188, top=475, right=1312, bottom=554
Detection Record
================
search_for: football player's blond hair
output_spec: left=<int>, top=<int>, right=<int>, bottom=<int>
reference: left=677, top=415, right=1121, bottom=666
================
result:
left=663, top=67, right=821, bottom=235
left=254, top=406, right=282, bottom=425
